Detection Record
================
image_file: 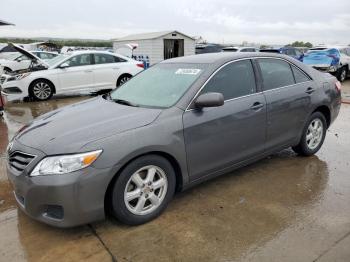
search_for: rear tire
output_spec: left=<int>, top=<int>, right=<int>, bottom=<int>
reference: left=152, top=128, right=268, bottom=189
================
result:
left=292, top=112, right=327, bottom=156
left=29, top=79, right=54, bottom=101
left=116, top=74, right=132, bottom=87
left=110, top=155, right=176, bottom=225
left=337, top=66, right=347, bottom=82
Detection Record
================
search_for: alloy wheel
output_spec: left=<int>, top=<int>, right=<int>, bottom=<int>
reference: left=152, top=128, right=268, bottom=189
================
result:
left=124, top=165, right=168, bottom=216
left=306, top=118, right=323, bottom=150
left=119, top=76, right=130, bottom=85
left=33, top=82, right=52, bottom=100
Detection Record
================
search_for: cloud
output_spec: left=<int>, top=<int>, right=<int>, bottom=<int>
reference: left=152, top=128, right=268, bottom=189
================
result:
left=0, top=0, right=349, bottom=45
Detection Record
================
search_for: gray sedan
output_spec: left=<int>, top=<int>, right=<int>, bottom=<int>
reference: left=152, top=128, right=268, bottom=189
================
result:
left=7, top=52, right=341, bottom=227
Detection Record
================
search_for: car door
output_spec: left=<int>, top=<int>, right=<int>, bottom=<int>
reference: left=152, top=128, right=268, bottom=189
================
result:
left=183, top=59, right=267, bottom=181
left=93, top=53, right=123, bottom=89
left=57, top=53, right=95, bottom=92
left=256, top=58, right=313, bottom=151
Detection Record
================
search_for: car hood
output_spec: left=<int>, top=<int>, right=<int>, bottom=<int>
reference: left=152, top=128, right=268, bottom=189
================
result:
left=9, top=43, right=49, bottom=68
left=15, top=97, right=162, bottom=155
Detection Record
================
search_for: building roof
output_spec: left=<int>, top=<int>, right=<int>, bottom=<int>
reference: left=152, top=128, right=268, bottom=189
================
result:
left=112, top=30, right=195, bottom=42
left=0, top=19, right=14, bottom=26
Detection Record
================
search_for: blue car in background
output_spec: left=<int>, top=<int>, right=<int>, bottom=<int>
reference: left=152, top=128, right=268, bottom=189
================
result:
left=303, top=46, right=350, bottom=82
left=260, top=46, right=304, bottom=61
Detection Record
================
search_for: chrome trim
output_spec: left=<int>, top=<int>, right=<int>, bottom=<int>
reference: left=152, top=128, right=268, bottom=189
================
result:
left=262, top=81, right=313, bottom=93
left=184, top=56, right=314, bottom=111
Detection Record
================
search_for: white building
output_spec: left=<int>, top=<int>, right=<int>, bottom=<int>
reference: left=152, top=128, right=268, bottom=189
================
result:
left=112, top=30, right=195, bottom=65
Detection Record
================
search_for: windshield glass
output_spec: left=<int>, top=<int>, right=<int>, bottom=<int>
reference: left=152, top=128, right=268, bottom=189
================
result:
left=46, top=54, right=69, bottom=67
left=110, top=63, right=207, bottom=108
left=6, top=53, right=21, bottom=60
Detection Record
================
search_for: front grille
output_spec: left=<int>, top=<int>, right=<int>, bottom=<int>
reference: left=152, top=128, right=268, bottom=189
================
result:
left=8, top=151, right=36, bottom=172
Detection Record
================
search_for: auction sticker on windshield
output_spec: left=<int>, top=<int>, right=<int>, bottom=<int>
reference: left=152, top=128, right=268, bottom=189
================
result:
left=175, top=69, right=201, bottom=75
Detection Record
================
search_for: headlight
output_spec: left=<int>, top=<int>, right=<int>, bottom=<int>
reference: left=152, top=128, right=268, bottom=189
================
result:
left=30, top=150, right=102, bottom=176
left=8, top=73, right=31, bottom=82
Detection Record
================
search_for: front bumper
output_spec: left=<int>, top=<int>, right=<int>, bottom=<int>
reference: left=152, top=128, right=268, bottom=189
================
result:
left=6, top=141, right=117, bottom=228
left=1, top=79, right=28, bottom=101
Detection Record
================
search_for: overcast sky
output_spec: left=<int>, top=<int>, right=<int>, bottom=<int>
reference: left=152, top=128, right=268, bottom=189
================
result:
left=1, top=0, right=349, bottom=45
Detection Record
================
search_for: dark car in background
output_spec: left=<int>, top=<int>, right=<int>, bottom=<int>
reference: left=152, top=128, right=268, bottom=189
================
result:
left=222, top=46, right=258, bottom=52
left=7, top=52, right=341, bottom=228
left=260, top=46, right=304, bottom=61
left=303, top=46, right=350, bottom=82
left=195, top=43, right=225, bottom=54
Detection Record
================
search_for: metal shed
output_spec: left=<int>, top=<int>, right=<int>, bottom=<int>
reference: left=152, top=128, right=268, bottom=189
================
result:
left=112, top=30, right=195, bottom=65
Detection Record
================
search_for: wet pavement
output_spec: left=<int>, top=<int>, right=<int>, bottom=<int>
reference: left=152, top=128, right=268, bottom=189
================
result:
left=0, top=82, right=350, bottom=262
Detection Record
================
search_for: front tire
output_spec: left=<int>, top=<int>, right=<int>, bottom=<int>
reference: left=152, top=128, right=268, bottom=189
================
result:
left=110, top=155, right=176, bottom=225
left=29, top=80, right=54, bottom=101
left=292, top=112, right=327, bottom=156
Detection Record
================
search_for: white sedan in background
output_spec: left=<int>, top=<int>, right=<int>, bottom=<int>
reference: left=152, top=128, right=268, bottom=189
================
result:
left=0, top=51, right=58, bottom=74
left=1, top=44, right=144, bottom=101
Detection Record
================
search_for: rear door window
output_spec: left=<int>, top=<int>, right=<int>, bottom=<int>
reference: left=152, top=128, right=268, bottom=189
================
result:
left=258, top=58, right=295, bottom=90
left=94, top=53, right=117, bottom=64
left=200, top=59, right=256, bottom=100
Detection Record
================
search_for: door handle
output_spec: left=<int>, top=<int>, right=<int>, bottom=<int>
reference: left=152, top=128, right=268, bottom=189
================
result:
left=305, top=87, right=315, bottom=94
left=84, top=70, right=93, bottom=73
left=250, top=102, right=264, bottom=110
left=112, top=67, right=120, bottom=70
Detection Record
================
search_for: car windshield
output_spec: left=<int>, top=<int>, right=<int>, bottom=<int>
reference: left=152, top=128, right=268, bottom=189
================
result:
left=110, top=63, right=207, bottom=108
left=7, top=53, right=21, bottom=60
left=46, top=54, right=70, bottom=67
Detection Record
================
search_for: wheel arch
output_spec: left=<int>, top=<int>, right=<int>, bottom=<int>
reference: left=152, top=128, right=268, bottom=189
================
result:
left=3, top=66, right=12, bottom=72
left=29, top=78, right=56, bottom=94
left=116, top=73, right=132, bottom=86
left=104, top=151, right=184, bottom=212
left=312, top=105, right=331, bottom=127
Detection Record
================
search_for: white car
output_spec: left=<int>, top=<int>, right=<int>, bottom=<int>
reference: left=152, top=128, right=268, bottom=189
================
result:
left=221, top=46, right=258, bottom=52
left=0, top=51, right=58, bottom=74
left=1, top=44, right=144, bottom=101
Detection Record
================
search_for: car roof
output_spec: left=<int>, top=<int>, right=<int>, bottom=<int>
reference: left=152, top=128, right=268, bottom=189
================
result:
left=161, top=52, right=289, bottom=64
left=68, top=50, right=118, bottom=55
left=311, top=46, right=348, bottom=50
left=32, top=51, right=58, bottom=54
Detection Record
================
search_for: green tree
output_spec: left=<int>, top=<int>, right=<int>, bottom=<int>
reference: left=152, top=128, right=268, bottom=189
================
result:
left=289, top=41, right=313, bottom=48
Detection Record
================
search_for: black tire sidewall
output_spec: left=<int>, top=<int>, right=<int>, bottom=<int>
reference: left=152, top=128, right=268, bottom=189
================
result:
left=111, top=155, right=176, bottom=225
left=30, top=80, right=54, bottom=101
left=299, top=112, right=327, bottom=156
left=116, top=75, right=131, bottom=87
left=338, top=67, right=347, bottom=82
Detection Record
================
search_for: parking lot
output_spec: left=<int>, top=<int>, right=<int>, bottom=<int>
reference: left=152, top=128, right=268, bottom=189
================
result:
left=0, top=80, right=349, bottom=262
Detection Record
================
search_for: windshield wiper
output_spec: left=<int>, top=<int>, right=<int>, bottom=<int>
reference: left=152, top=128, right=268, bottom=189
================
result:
left=112, top=98, right=139, bottom=107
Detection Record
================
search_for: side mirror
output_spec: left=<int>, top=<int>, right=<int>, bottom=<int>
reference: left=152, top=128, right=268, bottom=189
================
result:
left=194, top=92, right=224, bottom=109
left=59, top=62, right=69, bottom=69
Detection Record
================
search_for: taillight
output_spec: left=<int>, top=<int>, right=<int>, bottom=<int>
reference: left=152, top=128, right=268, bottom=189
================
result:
left=137, top=63, right=144, bottom=68
left=335, top=81, right=342, bottom=91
